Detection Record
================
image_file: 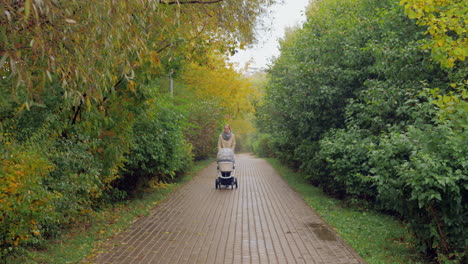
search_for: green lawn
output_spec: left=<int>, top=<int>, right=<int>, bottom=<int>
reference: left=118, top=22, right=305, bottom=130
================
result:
left=266, top=158, right=431, bottom=264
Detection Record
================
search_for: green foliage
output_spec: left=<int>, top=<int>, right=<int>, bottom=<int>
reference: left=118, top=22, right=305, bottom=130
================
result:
left=344, top=81, right=434, bottom=135
left=251, top=133, right=277, bottom=158
left=183, top=99, right=224, bottom=160
left=317, top=128, right=378, bottom=200
left=256, top=0, right=467, bottom=262
left=117, top=97, right=192, bottom=191
left=370, top=119, right=467, bottom=260
left=45, top=136, right=103, bottom=231
left=257, top=0, right=395, bottom=165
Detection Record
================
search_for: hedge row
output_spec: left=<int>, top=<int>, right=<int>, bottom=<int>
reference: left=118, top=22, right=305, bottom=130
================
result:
left=254, top=0, right=467, bottom=262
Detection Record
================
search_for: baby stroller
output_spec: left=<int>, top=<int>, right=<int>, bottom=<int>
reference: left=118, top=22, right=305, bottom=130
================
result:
left=215, top=148, right=238, bottom=189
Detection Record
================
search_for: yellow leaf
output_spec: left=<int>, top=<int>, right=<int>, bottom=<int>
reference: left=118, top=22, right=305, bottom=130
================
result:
left=128, top=80, right=136, bottom=92
left=24, top=0, right=31, bottom=20
left=437, top=39, right=444, bottom=47
left=17, top=101, right=30, bottom=112
left=86, top=97, right=91, bottom=111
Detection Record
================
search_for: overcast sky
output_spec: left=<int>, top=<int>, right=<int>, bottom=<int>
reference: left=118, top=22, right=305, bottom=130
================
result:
left=229, top=0, right=310, bottom=71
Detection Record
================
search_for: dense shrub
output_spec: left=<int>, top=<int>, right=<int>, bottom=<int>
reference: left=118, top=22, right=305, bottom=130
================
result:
left=117, top=99, right=193, bottom=192
left=0, top=143, right=57, bottom=257
left=252, top=133, right=277, bottom=158
left=256, top=0, right=399, bottom=170
left=371, top=122, right=467, bottom=260
left=317, top=128, right=377, bottom=200
left=256, top=0, right=467, bottom=262
left=45, top=136, right=104, bottom=230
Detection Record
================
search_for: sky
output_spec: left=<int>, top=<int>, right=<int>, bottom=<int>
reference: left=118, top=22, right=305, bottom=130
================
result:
left=229, top=0, right=310, bottom=72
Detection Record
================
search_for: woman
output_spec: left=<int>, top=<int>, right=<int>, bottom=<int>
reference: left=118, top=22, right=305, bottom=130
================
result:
left=218, top=124, right=236, bottom=152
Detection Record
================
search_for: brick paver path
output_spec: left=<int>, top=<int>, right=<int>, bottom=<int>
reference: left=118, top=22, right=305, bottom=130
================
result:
left=94, top=154, right=365, bottom=264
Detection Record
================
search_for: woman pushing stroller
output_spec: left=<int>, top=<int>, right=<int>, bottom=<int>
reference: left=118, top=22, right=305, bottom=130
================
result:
left=218, top=124, right=236, bottom=152
left=215, top=125, right=238, bottom=189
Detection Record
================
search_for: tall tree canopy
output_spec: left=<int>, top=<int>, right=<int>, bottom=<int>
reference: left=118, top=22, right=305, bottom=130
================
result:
left=0, top=0, right=274, bottom=106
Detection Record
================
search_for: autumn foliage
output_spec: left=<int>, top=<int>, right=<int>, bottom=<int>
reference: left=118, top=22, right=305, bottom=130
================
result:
left=181, top=56, right=260, bottom=158
left=1, top=0, right=273, bottom=259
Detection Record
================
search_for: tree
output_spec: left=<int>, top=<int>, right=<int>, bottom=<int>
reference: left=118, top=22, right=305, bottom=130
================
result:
left=179, top=52, right=258, bottom=158
left=0, top=0, right=275, bottom=105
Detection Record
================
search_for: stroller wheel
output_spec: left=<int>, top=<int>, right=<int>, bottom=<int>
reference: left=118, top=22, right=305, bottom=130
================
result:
left=215, top=178, right=219, bottom=189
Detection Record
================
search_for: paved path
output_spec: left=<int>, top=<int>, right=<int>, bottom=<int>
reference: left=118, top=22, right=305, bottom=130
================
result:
left=94, top=154, right=365, bottom=264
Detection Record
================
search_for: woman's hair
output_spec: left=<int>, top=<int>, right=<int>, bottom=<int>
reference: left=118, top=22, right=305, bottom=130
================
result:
left=224, top=124, right=231, bottom=130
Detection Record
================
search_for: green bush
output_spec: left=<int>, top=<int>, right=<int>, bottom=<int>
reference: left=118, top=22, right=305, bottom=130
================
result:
left=370, top=122, right=467, bottom=261
left=318, top=128, right=378, bottom=200
left=252, top=133, right=276, bottom=158
left=45, top=136, right=104, bottom=232
left=184, top=99, right=223, bottom=160
left=254, top=0, right=467, bottom=262
left=0, top=143, right=58, bottom=258
left=117, top=99, right=192, bottom=192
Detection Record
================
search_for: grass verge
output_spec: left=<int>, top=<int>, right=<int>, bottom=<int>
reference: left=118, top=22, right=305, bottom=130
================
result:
left=14, top=158, right=214, bottom=264
left=265, top=158, right=431, bottom=264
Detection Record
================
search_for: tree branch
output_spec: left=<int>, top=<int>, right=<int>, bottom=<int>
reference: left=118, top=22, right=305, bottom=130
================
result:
left=159, top=0, right=223, bottom=5
left=157, top=43, right=172, bottom=53
left=429, top=206, right=451, bottom=254
left=71, top=97, right=84, bottom=125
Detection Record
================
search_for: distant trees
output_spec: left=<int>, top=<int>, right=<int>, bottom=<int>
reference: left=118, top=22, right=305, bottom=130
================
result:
left=181, top=55, right=260, bottom=158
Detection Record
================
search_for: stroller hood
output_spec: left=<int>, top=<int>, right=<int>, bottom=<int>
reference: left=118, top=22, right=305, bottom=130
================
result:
left=217, top=148, right=235, bottom=162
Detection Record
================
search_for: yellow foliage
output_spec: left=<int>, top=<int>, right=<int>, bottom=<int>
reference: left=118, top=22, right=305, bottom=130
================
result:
left=181, top=57, right=259, bottom=121
left=400, top=0, right=468, bottom=68
left=180, top=54, right=267, bottom=149
left=0, top=143, right=56, bottom=247
left=148, top=178, right=172, bottom=190
left=0, top=149, right=53, bottom=202
left=424, top=81, right=468, bottom=123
